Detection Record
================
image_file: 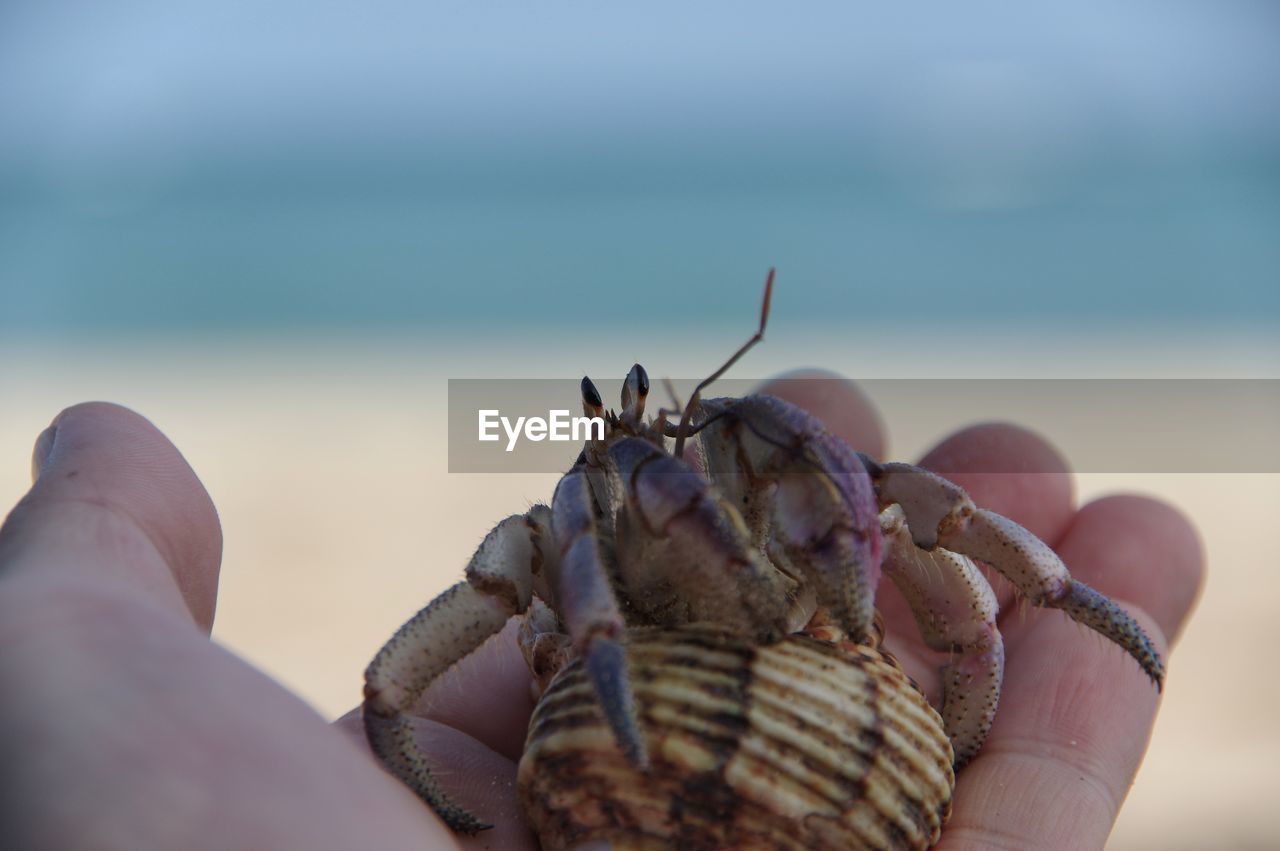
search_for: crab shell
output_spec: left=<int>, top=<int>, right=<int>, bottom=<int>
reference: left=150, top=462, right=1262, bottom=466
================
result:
left=518, top=624, right=955, bottom=851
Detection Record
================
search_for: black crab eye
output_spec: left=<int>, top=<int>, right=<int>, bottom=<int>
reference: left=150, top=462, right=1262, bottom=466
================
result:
left=634, top=364, right=649, bottom=397
left=581, top=376, right=604, bottom=408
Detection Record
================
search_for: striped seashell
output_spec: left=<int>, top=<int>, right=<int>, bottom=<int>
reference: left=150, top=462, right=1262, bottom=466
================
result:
left=518, top=624, right=955, bottom=851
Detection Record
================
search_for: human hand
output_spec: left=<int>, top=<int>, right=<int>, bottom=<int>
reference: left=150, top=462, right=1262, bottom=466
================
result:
left=0, top=386, right=1202, bottom=851
left=757, top=375, right=1203, bottom=850
left=333, top=373, right=1204, bottom=850
left=0, top=403, right=478, bottom=850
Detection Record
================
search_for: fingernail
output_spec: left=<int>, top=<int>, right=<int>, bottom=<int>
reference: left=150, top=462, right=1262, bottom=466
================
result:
left=31, top=425, right=57, bottom=482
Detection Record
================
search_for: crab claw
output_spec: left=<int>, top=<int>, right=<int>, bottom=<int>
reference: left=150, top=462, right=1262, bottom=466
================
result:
left=551, top=465, right=651, bottom=768
left=584, top=635, right=649, bottom=769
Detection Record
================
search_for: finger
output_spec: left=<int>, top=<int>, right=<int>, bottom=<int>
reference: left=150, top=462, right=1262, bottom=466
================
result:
left=753, top=371, right=942, bottom=687
left=412, top=617, right=536, bottom=761
left=917, top=422, right=1075, bottom=546
left=939, top=495, right=1199, bottom=849
left=0, top=581, right=455, bottom=850
left=910, top=422, right=1075, bottom=631
left=1050, top=494, right=1204, bottom=645
left=0, top=402, right=222, bottom=631
left=0, top=405, right=453, bottom=847
left=937, top=605, right=1167, bottom=851
left=756, top=369, right=887, bottom=460
left=873, top=424, right=1075, bottom=692
left=344, top=617, right=536, bottom=762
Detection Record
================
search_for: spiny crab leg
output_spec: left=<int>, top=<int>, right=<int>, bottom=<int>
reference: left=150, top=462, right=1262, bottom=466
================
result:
left=567, top=435, right=802, bottom=768
left=362, top=509, right=546, bottom=834
left=880, top=505, right=1005, bottom=765
left=873, top=462, right=1165, bottom=689
left=606, top=436, right=795, bottom=639
left=695, top=395, right=884, bottom=643
left=549, top=466, right=648, bottom=768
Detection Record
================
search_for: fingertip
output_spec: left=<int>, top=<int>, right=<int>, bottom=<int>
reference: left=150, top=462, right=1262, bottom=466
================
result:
left=31, top=425, right=57, bottom=482
left=918, top=421, right=1071, bottom=477
left=3, top=401, right=222, bottom=631
left=756, top=369, right=887, bottom=460
left=1056, top=494, right=1204, bottom=646
left=919, top=422, right=1075, bottom=545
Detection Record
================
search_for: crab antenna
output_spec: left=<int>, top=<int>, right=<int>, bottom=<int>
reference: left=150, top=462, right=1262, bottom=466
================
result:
left=662, top=376, right=684, bottom=412
left=673, top=267, right=775, bottom=458
left=652, top=377, right=685, bottom=443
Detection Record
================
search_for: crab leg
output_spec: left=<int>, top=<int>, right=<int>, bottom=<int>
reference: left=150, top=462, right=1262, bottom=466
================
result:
left=606, top=436, right=795, bottom=638
left=548, top=466, right=648, bottom=768
left=362, top=509, right=546, bottom=833
left=517, top=596, right=575, bottom=696
left=695, top=395, right=884, bottom=643
left=874, top=462, right=1165, bottom=689
left=880, top=505, right=1005, bottom=765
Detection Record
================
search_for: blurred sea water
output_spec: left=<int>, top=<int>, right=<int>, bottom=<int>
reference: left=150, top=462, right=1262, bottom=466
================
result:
left=2, top=1, right=1278, bottom=336
left=2, top=149, right=1278, bottom=334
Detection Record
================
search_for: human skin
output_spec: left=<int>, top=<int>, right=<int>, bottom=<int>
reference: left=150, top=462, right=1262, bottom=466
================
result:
left=0, top=377, right=1203, bottom=850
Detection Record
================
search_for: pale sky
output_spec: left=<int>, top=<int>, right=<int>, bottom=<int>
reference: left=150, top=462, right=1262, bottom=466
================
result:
left=1, top=1, right=1275, bottom=164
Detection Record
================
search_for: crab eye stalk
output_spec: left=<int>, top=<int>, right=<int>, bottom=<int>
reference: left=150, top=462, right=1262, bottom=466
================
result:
left=581, top=376, right=605, bottom=418
left=620, top=364, right=649, bottom=428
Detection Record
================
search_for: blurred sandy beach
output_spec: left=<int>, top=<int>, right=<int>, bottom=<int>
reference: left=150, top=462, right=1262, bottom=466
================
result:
left=1, top=329, right=1276, bottom=849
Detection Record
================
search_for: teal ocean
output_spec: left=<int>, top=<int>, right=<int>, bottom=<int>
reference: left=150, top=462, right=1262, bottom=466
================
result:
left=4, top=150, right=1278, bottom=333
left=3, top=2, right=1277, bottom=335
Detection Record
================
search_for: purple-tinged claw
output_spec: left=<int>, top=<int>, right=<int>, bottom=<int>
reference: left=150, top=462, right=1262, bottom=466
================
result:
left=695, top=395, right=882, bottom=642
left=585, top=636, right=649, bottom=769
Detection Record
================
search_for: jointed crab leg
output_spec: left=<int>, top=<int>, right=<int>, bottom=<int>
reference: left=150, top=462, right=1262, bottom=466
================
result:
left=548, top=465, right=648, bottom=768
left=362, top=510, right=546, bottom=834
left=695, top=395, right=884, bottom=643
left=873, top=462, right=1165, bottom=689
left=880, top=505, right=1005, bottom=765
left=565, top=435, right=803, bottom=766
left=606, top=436, right=795, bottom=639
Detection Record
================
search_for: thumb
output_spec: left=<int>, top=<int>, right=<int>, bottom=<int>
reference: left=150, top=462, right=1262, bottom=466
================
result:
left=0, top=402, right=222, bottom=631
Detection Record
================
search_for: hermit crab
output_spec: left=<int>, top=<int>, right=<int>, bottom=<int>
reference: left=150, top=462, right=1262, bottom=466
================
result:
left=362, top=270, right=1163, bottom=850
